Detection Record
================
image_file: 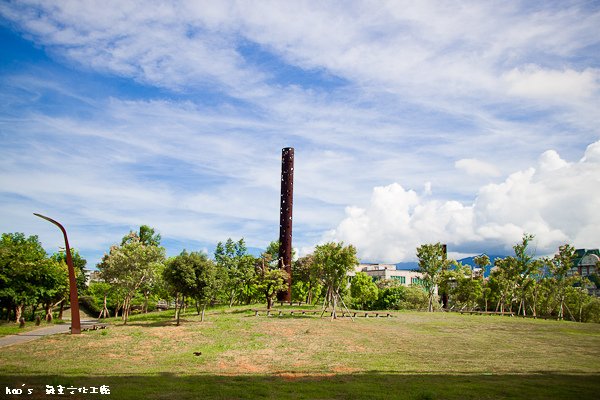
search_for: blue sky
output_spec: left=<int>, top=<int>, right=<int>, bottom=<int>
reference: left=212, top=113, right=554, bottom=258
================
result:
left=1, top=1, right=599, bottom=267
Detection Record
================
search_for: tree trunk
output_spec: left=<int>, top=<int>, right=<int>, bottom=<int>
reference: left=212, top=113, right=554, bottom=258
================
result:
left=176, top=295, right=184, bottom=326
left=428, top=287, right=435, bottom=312
left=331, top=290, right=337, bottom=320
left=267, top=295, right=273, bottom=310
left=558, top=293, right=565, bottom=320
left=123, top=295, right=131, bottom=324
left=30, top=304, right=38, bottom=321
left=229, top=290, right=235, bottom=308
left=143, top=291, right=149, bottom=314
left=58, top=301, right=64, bottom=320
left=100, top=293, right=110, bottom=318
left=44, top=303, right=53, bottom=322
left=201, top=303, right=207, bottom=322
left=15, top=303, right=23, bottom=323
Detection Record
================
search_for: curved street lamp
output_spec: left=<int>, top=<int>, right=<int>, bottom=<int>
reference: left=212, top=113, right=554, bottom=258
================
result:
left=33, top=213, right=81, bottom=334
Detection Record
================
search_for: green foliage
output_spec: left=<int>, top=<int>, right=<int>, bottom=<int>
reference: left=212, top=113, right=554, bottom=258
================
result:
left=292, top=253, right=322, bottom=304
left=254, top=258, right=289, bottom=309
left=50, top=248, right=87, bottom=294
left=446, top=262, right=483, bottom=311
left=122, top=225, right=161, bottom=247
left=36, top=258, right=69, bottom=321
left=582, top=297, right=600, bottom=323
left=416, top=242, right=449, bottom=312
left=548, top=244, right=577, bottom=320
left=312, top=242, right=358, bottom=315
left=313, top=242, right=358, bottom=294
left=79, top=295, right=101, bottom=315
left=163, top=250, right=218, bottom=323
left=214, top=238, right=256, bottom=306
left=373, top=283, right=429, bottom=310
left=350, top=272, right=378, bottom=309
left=487, top=234, right=543, bottom=316
left=97, top=232, right=165, bottom=323
left=473, top=254, right=490, bottom=270
left=0, top=233, right=49, bottom=321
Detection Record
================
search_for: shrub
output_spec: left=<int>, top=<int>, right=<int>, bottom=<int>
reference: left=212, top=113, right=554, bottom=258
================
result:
left=79, top=295, right=101, bottom=315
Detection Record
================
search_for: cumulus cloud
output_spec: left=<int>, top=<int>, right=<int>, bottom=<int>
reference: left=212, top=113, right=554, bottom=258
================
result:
left=327, top=141, right=600, bottom=262
left=1, top=1, right=599, bottom=266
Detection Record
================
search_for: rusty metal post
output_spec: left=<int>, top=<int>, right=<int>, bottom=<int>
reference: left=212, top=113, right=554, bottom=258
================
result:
left=34, top=213, right=81, bottom=334
left=277, top=147, right=294, bottom=302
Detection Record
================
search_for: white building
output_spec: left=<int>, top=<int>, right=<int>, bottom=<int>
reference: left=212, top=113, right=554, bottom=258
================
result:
left=349, top=263, right=426, bottom=287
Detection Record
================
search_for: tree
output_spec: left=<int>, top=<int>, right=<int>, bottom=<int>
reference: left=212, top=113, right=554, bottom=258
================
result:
left=98, top=233, right=165, bottom=324
left=36, top=258, right=68, bottom=322
left=474, top=254, right=491, bottom=311
left=214, top=238, right=256, bottom=306
left=292, top=254, right=322, bottom=304
left=86, top=281, right=113, bottom=318
left=548, top=244, right=577, bottom=320
left=416, top=242, right=449, bottom=312
left=0, top=233, right=47, bottom=322
left=122, top=225, right=161, bottom=247
left=512, top=234, right=543, bottom=317
left=189, top=252, right=218, bottom=321
left=447, top=262, right=482, bottom=311
left=312, top=242, right=358, bottom=318
left=50, top=248, right=87, bottom=295
left=255, top=252, right=289, bottom=309
left=163, top=250, right=219, bottom=324
left=473, top=255, right=490, bottom=277
left=489, top=257, right=517, bottom=314
left=350, top=272, right=378, bottom=309
left=162, top=252, right=196, bottom=326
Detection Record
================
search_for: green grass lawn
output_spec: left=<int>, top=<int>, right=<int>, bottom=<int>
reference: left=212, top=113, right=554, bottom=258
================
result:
left=1, top=306, right=599, bottom=399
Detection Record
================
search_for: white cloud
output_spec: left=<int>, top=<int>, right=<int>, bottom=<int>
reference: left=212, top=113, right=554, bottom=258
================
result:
left=328, top=141, right=600, bottom=262
left=538, top=150, right=569, bottom=172
left=504, top=65, right=599, bottom=102
left=455, top=158, right=501, bottom=177
left=1, top=1, right=599, bottom=266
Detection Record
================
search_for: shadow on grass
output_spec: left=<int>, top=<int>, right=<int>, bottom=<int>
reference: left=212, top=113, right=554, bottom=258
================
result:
left=1, top=373, right=598, bottom=399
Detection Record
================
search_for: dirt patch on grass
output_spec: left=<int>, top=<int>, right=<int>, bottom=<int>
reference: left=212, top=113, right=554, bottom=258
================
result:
left=331, top=365, right=360, bottom=373
left=147, top=326, right=193, bottom=339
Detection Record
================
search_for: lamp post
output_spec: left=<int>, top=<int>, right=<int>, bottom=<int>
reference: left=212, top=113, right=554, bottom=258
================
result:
left=33, top=213, right=81, bottom=334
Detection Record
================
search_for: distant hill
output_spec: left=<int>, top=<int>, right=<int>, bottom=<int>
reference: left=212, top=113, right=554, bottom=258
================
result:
left=395, top=261, right=419, bottom=270
left=394, top=254, right=508, bottom=277
left=456, top=255, right=507, bottom=277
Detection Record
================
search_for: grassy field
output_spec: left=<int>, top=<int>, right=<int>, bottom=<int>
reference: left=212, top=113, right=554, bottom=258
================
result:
left=1, top=306, right=599, bottom=399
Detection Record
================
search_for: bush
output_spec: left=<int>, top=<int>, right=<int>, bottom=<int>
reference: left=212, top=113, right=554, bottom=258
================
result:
left=373, top=285, right=429, bottom=311
left=582, top=297, right=600, bottom=323
left=79, top=295, right=101, bottom=315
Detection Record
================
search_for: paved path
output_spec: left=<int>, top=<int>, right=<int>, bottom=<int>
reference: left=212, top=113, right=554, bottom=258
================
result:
left=0, top=320, right=100, bottom=348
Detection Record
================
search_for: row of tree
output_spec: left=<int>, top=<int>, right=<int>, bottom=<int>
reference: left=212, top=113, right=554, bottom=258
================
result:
left=95, top=230, right=363, bottom=324
left=0, top=233, right=87, bottom=322
left=2, top=228, right=599, bottom=324
left=402, top=235, right=600, bottom=322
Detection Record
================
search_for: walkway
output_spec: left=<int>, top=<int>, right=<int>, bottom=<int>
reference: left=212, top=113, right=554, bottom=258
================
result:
left=0, top=320, right=100, bottom=348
